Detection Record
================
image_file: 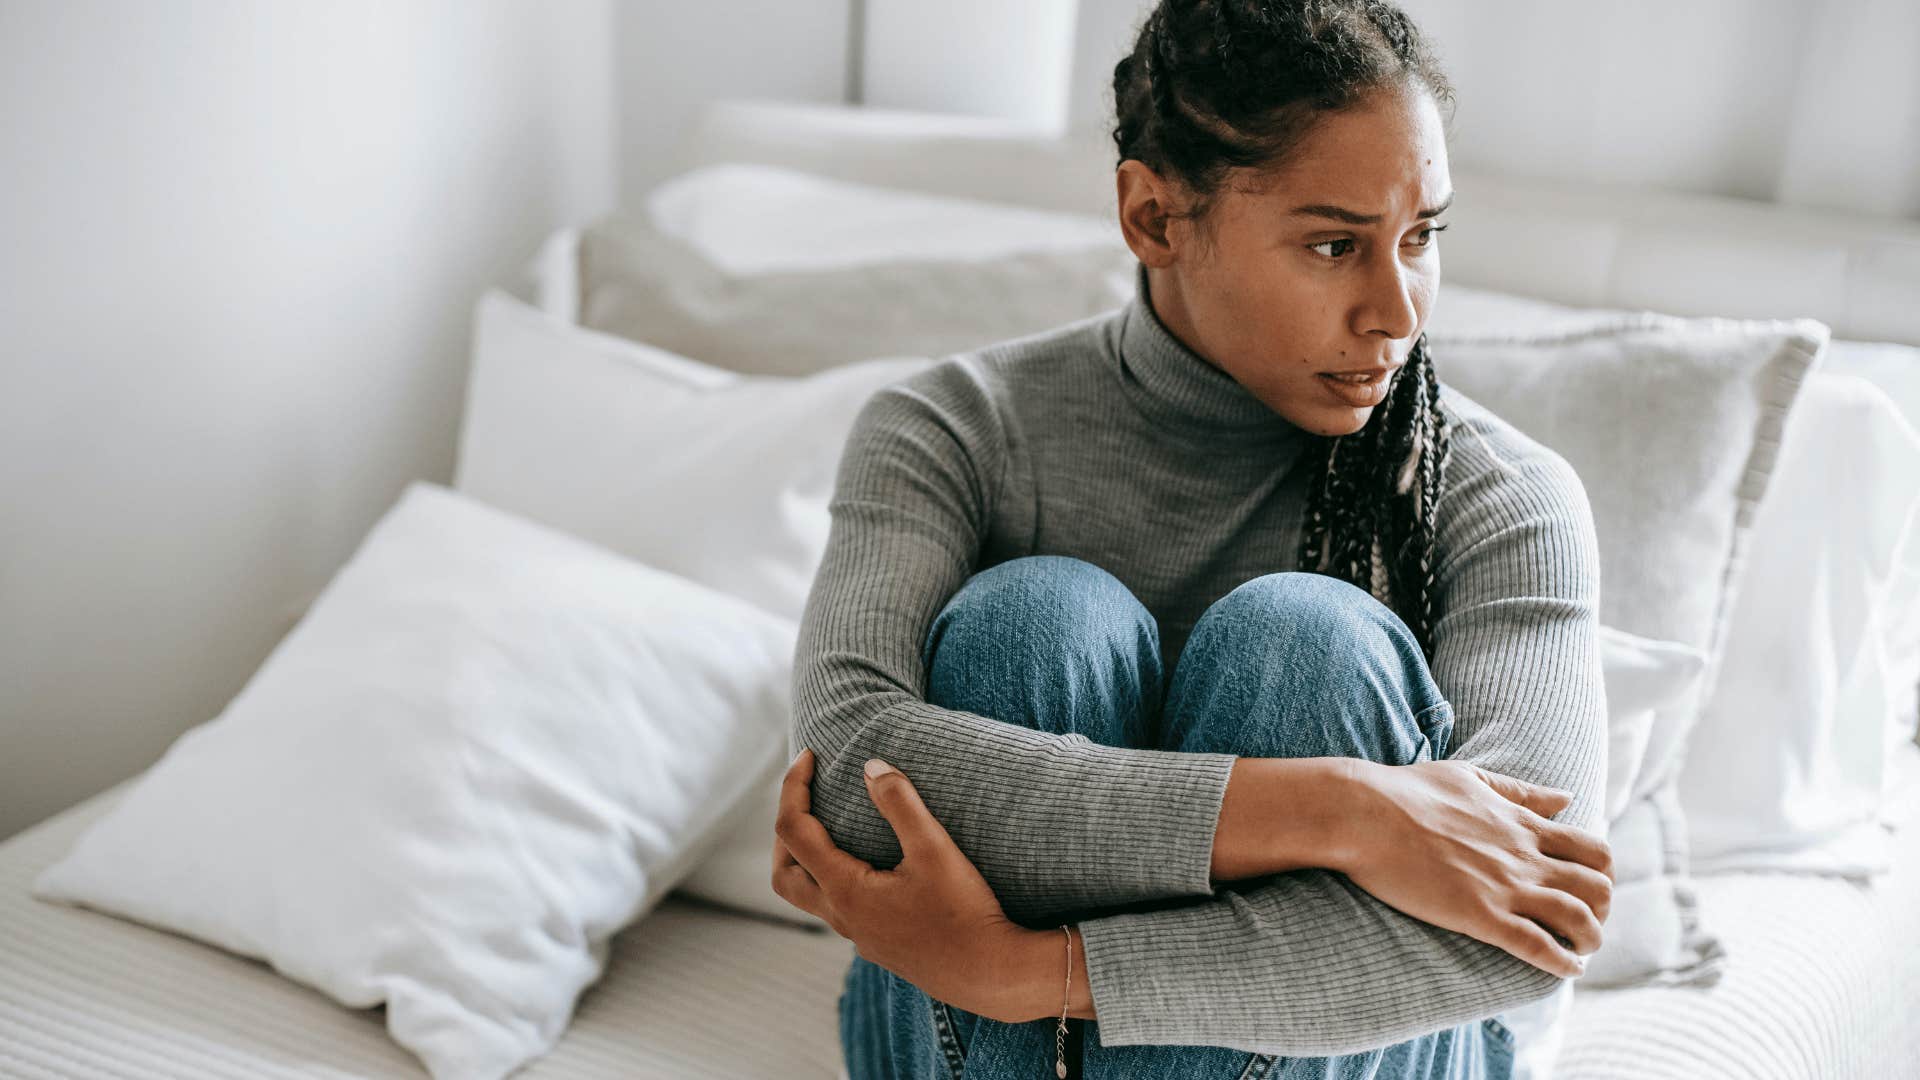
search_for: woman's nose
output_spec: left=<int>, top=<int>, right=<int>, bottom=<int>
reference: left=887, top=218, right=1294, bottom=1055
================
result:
left=1356, top=255, right=1420, bottom=340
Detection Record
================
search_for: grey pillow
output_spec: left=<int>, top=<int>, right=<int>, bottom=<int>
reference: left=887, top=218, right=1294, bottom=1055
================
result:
left=578, top=213, right=1137, bottom=377
left=1431, top=313, right=1827, bottom=989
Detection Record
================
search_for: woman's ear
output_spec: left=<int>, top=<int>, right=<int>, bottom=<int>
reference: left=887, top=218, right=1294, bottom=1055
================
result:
left=1116, top=160, right=1182, bottom=269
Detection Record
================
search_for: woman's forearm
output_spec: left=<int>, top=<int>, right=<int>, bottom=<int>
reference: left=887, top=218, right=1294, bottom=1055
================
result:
left=1210, top=757, right=1360, bottom=882
left=995, top=758, right=1362, bottom=1023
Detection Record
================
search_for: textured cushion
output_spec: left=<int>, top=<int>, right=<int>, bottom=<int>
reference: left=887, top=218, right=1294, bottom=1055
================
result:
left=31, top=482, right=799, bottom=1079
left=578, top=216, right=1133, bottom=379
left=577, top=164, right=1134, bottom=377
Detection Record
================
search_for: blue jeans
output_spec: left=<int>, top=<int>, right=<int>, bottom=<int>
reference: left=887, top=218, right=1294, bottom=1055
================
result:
left=838, top=556, right=1517, bottom=1080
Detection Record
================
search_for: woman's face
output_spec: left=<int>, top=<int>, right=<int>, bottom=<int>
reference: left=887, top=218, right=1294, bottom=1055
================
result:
left=1118, top=85, right=1452, bottom=437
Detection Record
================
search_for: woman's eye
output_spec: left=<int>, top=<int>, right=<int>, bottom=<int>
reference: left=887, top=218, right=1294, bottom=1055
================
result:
left=1308, top=223, right=1450, bottom=261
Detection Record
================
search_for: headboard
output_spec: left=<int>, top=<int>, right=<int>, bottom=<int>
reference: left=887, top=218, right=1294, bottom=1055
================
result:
left=671, top=99, right=1920, bottom=349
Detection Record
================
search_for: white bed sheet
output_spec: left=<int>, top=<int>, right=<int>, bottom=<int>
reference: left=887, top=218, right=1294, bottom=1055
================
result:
left=6, top=745, right=1916, bottom=1079
left=0, top=778, right=856, bottom=1079
left=1559, top=739, right=1920, bottom=1079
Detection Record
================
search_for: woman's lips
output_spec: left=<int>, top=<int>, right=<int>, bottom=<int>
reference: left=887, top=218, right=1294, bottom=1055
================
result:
left=1318, top=367, right=1394, bottom=407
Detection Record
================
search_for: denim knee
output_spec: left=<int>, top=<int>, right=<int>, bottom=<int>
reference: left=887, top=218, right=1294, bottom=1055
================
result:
left=1162, top=570, right=1454, bottom=765
left=921, top=555, right=1161, bottom=749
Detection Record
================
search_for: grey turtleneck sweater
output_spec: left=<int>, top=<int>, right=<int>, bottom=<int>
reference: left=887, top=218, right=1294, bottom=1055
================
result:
left=791, top=267, right=1608, bottom=1056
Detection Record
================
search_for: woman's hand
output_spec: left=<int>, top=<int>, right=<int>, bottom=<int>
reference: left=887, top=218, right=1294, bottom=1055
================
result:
left=1335, top=759, right=1614, bottom=979
left=771, top=748, right=1043, bottom=1023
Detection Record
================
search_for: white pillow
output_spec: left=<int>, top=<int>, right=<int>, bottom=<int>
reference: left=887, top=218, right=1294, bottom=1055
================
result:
left=32, top=482, right=798, bottom=1079
left=1598, top=626, right=1709, bottom=823
left=456, top=288, right=930, bottom=927
left=676, top=767, right=826, bottom=929
left=1826, top=339, right=1920, bottom=749
left=1578, top=629, right=1716, bottom=991
left=1678, top=373, right=1920, bottom=875
left=455, top=290, right=931, bottom=624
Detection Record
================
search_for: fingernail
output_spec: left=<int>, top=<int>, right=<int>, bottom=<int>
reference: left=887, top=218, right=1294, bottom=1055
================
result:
left=1573, top=955, right=1587, bottom=975
left=864, top=758, right=896, bottom=780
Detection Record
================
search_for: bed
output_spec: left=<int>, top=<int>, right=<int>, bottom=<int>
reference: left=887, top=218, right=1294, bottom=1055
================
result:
left=5, top=100, right=1918, bottom=1079
left=2, top=741, right=1915, bottom=1078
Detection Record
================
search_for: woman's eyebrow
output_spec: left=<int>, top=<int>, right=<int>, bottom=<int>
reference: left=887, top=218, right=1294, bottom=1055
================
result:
left=1289, top=192, right=1455, bottom=224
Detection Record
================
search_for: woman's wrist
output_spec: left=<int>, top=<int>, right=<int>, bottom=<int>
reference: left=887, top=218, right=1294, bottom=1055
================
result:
left=1210, top=756, right=1365, bottom=882
left=994, top=924, right=1095, bottom=1023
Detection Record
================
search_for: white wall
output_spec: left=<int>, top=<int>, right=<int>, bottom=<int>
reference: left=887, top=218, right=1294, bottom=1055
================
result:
left=1066, top=0, right=1152, bottom=135
left=0, top=0, right=617, bottom=841
left=1065, top=0, right=1920, bottom=219
left=1403, top=0, right=1812, bottom=201
left=864, top=0, right=1080, bottom=130
left=1407, top=0, right=1920, bottom=217
left=614, top=0, right=850, bottom=207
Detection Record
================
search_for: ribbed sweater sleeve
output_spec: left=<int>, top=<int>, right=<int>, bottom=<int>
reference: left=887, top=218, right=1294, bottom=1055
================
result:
left=1072, top=406, right=1611, bottom=1055
left=791, top=362, right=1241, bottom=925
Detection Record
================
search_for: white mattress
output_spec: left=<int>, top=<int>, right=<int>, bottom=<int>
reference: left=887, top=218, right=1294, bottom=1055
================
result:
left=0, top=779, right=857, bottom=1079
left=5, top=749, right=1916, bottom=1079
left=1559, top=740, right=1920, bottom=1080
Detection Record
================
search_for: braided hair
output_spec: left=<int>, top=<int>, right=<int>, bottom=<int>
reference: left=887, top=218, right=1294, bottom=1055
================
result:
left=1111, top=0, right=1456, bottom=661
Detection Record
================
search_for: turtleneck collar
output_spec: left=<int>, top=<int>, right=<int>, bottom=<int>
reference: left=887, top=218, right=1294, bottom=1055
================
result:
left=1113, top=263, right=1313, bottom=449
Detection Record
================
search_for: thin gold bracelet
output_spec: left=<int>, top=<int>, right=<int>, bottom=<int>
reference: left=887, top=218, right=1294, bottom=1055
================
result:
left=1054, top=924, right=1072, bottom=1079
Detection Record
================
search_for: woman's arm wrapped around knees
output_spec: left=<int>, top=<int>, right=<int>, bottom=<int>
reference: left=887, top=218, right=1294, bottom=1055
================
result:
left=1072, top=445, right=1610, bottom=1055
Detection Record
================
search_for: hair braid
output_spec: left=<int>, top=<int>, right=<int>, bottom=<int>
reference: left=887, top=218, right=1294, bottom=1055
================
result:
left=1295, top=335, right=1451, bottom=661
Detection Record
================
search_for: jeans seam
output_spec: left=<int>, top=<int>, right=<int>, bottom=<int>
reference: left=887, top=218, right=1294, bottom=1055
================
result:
left=1482, top=1014, right=1516, bottom=1049
left=1237, top=1052, right=1280, bottom=1080
left=927, top=998, right=967, bottom=1079
left=1411, top=699, right=1453, bottom=731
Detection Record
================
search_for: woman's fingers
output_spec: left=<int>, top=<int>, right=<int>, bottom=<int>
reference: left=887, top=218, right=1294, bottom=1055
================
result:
left=1536, top=821, right=1613, bottom=881
left=771, top=855, right=826, bottom=914
left=862, top=759, right=957, bottom=866
left=1538, top=854, right=1613, bottom=924
left=1514, top=887, right=1604, bottom=957
left=774, top=748, right=876, bottom=897
left=1471, top=765, right=1573, bottom=819
left=771, top=825, right=801, bottom=875
left=1498, top=913, right=1587, bottom=979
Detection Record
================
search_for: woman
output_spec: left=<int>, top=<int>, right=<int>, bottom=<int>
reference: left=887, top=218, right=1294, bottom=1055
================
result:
left=771, top=1, right=1613, bottom=1077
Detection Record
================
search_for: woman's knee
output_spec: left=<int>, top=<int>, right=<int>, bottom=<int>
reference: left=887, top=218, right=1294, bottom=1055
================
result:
left=921, top=555, right=1161, bottom=747
left=1162, top=571, right=1453, bottom=764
